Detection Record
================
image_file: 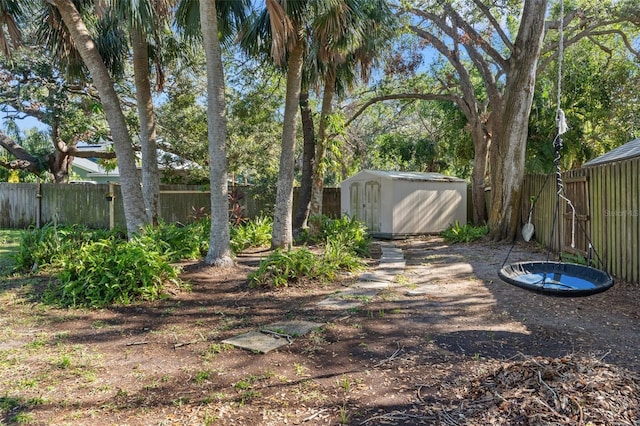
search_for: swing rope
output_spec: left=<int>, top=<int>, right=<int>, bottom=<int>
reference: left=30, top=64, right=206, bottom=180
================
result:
left=550, top=0, right=577, bottom=252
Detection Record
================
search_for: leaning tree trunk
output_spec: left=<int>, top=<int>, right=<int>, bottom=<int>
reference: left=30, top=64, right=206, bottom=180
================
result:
left=199, top=0, right=233, bottom=266
left=131, top=28, right=160, bottom=226
left=308, top=69, right=336, bottom=235
left=293, top=89, right=315, bottom=231
left=271, top=35, right=304, bottom=249
left=53, top=0, right=147, bottom=237
left=488, top=0, right=548, bottom=241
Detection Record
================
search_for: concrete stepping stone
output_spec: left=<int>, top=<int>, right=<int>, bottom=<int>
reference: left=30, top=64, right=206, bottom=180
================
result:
left=405, top=285, right=431, bottom=296
left=351, top=280, right=390, bottom=290
left=378, top=260, right=406, bottom=269
left=359, top=272, right=393, bottom=282
left=262, top=320, right=324, bottom=336
left=222, top=331, right=288, bottom=354
left=222, top=320, right=324, bottom=353
left=368, top=270, right=400, bottom=282
left=315, top=298, right=363, bottom=310
left=381, top=248, right=404, bottom=257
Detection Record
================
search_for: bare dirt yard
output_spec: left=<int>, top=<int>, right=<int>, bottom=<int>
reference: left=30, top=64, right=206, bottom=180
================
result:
left=1, top=236, right=639, bottom=425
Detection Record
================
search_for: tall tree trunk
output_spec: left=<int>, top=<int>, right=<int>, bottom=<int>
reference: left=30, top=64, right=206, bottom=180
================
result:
left=293, top=89, right=315, bottom=231
left=488, top=0, right=547, bottom=241
left=199, top=0, right=233, bottom=266
left=53, top=0, right=146, bottom=237
left=308, top=69, right=336, bottom=234
left=271, top=35, right=304, bottom=249
left=131, top=28, right=160, bottom=226
left=48, top=151, right=72, bottom=183
left=469, top=119, right=489, bottom=224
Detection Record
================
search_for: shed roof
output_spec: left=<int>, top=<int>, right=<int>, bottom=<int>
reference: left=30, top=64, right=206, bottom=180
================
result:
left=345, top=170, right=466, bottom=183
left=583, top=138, right=640, bottom=167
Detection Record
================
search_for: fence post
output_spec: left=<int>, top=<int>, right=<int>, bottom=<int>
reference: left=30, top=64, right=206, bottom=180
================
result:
left=36, top=178, right=42, bottom=229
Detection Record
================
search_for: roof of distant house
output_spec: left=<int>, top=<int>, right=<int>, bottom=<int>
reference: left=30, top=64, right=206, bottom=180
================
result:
left=583, top=138, right=640, bottom=167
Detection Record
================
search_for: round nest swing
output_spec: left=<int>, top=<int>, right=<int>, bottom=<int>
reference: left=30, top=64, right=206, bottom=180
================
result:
left=499, top=261, right=614, bottom=297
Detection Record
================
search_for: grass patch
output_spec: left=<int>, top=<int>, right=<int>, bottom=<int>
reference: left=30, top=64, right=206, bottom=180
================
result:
left=0, top=229, right=21, bottom=275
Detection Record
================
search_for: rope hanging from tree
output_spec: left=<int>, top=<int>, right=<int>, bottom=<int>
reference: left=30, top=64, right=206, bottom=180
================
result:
left=552, top=0, right=576, bottom=249
left=498, top=0, right=614, bottom=297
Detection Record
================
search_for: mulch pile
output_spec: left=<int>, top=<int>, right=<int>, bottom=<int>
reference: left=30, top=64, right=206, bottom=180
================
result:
left=362, top=354, right=639, bottom=425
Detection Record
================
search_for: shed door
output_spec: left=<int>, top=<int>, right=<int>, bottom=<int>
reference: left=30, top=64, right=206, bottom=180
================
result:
left=350, top=182, right=361, bottom=220
left=364, top=180, right=380, bottom=232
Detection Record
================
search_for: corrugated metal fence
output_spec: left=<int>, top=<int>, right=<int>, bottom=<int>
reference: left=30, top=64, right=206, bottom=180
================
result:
left=0, top=183, right=341, bottom=230
left=522, top=157, right=639, bottom=284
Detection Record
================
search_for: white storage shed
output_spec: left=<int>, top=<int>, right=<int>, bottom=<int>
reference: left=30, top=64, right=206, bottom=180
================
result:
left=340, top=170, right=467, bottom=238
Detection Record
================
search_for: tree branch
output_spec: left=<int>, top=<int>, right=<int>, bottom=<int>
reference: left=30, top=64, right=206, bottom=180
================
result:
left=471, top=0, right=513, bottom=51
left=343, top=93, right=459, bottom=129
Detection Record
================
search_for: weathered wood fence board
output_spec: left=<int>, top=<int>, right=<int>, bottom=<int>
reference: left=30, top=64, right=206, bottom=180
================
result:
left=0, top=183, right=342, bottom=230
left=523, top=157, right=640, bottom=283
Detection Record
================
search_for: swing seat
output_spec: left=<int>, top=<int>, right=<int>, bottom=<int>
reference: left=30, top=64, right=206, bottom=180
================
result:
left=499, top=261, right=614, bottom=297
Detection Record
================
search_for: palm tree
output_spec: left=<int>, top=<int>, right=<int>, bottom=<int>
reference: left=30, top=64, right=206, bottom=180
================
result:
left=176, top=0, right=249, bottom=265
left=242, top=0, right=309, bottom=249
left=307, top=0, right=393, bottom=232
left=0, top=0, right=28, bottom=57
left=50, top=0, right=147, bottom=236
left=199, top=0, right=232, bottom=266
left=108, top=0, right=174, bottom=225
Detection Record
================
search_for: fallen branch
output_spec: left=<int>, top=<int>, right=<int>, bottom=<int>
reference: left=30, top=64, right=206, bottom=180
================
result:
left=173, top=340, right=201, bottom=349
left=125, top=341, right=148, bottom=346
left=260, top=329, right=293, bottom=344
left=373, top=342, right=404, bottom=367
left=302, top=408, right=328, bottom=422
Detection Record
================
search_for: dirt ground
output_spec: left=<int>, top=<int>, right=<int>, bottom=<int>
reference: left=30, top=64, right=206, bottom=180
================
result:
left=1, top=236, right=639, bottom=425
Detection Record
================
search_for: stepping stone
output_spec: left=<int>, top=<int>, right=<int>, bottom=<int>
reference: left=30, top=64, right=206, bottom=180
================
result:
left=378, top=260, right=406, bottom=269
left=359, top=272, right=393, bottom=282
left=315, top=297, right=363, bottom=310
left=222, top=331, right=289, bottom=354
left=338, top=287, right=379, bottom=299
left=369, top=270, right=400, bottom=282
left=222, top=320, right=325, bottom=353
left=262, top=320, right=324, bottom=337
left=381, top=248, right=404, bottom=257
left=405, top=285, right=431, bottom=296
left=351, top=280, right=390, bottom=290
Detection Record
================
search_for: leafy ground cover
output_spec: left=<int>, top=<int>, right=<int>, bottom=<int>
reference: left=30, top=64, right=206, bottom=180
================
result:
left=0, top=229, right=20, bottom=275
left=0, top=233, right=638, bottom=425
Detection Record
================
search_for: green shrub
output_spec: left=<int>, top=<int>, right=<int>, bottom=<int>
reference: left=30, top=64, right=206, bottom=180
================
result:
left=248, top=239, right=365, bottom=288
left=46, top=238, right=180, bottom=308
left=300, top=215, right=370, bottom=256
left=441, top=221, right=487, bottom=243
left=137, top=220, right=209, bottom=262
left=321, top=239, right=365, bottom=275
left=248, top=248, right=320, bottom=288
left=230, top=216, right=272, bottom=254
left=13, top=223, right=123, bottom=272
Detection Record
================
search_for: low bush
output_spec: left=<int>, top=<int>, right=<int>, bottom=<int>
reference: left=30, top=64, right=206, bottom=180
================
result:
left=137, top=220, right=209, bottom=262
left=230, top=216, right=272, bottom=254
left=300, top=215, right=370, bottom=256
left=321, top=239, right=365, bottom=275
left=46, top=238, right=180, bottom=308
left=248, top=248, right=319, bottom=288
left=441, top=221, right=488, bottom=243
left=13, top=223, right=123, bottom=272
left=249, top=216, right=368, bottom=288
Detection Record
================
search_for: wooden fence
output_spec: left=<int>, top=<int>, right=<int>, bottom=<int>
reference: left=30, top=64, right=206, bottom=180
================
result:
left=0, top=183, right=341, bottom=230
left=522, top=157, right=640, bottom=284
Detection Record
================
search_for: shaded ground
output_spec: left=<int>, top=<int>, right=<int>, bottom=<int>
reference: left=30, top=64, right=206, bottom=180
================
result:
left=0, top=236, right=638, bottom=425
